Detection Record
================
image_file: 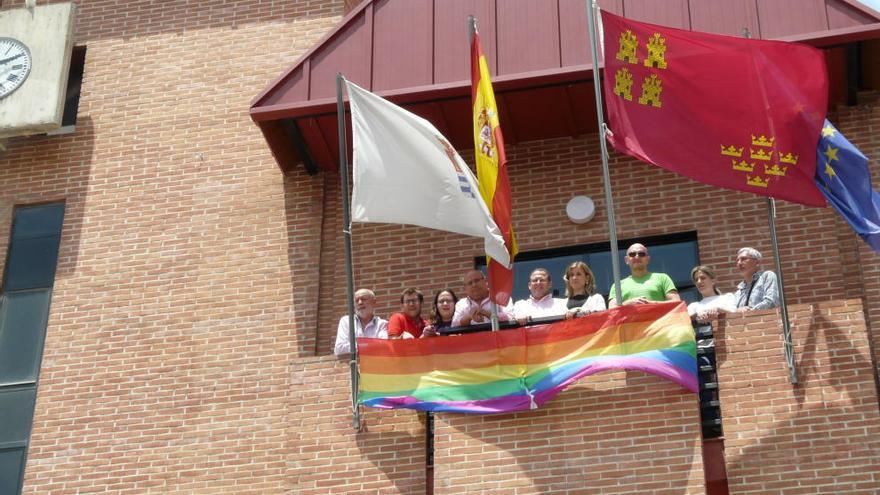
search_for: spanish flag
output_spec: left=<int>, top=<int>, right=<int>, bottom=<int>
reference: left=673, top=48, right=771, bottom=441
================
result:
left=471, top=28, right=517, bottom=306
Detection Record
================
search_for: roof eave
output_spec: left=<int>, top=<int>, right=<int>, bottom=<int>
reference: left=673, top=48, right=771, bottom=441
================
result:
left=777, top=22, right=880, bottom=47
left=250, top=65, right=597, bottom=122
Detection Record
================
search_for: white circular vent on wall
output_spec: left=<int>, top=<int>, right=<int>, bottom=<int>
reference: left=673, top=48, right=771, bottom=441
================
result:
left=566, top=195, right=595, bottom=224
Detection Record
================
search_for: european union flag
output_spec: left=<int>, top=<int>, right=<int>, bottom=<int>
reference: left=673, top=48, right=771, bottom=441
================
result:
left=815, top=120, right=880, bottom=252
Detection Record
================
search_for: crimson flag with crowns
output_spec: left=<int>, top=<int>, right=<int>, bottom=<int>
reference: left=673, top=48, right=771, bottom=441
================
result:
left=601, top=11, right=828, bottom=207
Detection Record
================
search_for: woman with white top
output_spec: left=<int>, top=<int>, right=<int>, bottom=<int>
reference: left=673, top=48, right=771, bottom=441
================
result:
left=563, top=261, right=606, bottom=319
left=688, top=265, right=736, bottom=323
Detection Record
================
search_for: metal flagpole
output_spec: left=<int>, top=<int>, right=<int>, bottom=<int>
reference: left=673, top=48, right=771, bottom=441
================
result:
left=739, top=27, right=797, bottom=384
left=585, top=0, right=623, bottom=304
left=767, top=198, right=798, bottom=383
left=469, top=15, right=500, bottom=332
left=336, top=73, right=362, bottom=429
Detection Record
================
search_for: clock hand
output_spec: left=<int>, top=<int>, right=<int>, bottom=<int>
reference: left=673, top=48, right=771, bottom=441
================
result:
left=0, top=53, right=23, bottom=66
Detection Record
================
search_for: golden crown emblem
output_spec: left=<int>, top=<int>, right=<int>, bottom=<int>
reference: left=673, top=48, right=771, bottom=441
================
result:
left=732, top=160, right=755, bottom=172
left=764, top=164, right=788, bottom=176
left=747, top=175, right=770, bottom=188
left=779, top=152, right=799, bottom=165
left=749, top=148, right=773, bottom=161
left=751, top=135, right=775, bottom=147
left=721, top=145, right=744, bottom=157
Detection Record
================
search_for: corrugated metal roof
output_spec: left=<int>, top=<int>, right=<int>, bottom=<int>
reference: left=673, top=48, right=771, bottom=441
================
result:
left=251, top=0, right=880, bottom=175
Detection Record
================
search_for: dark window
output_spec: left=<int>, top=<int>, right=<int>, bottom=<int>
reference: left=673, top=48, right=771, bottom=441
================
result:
left=477, top=232, right=700, bottom=303
left=0, top=291, right=52, bottom=383
left=3, top=204, right=64, bottom=291
left=0, top=388, right=37, bottom=445
left=0, top=447, right=27, bottom=495
left=0, top=203, right=64, bottom=495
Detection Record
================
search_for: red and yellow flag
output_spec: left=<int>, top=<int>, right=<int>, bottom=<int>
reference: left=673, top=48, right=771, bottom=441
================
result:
left=471, top=29, right=517, bottom=306
left=601, top=11, right=828, bottom=207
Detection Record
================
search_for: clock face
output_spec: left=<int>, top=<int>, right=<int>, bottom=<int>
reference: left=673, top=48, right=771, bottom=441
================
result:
left=0, top=38, right=32, bottom=99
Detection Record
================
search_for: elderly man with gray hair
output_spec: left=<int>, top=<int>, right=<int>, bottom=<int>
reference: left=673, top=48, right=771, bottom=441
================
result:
left=733, top=247, right=779, bottom=311
left=334, top=288, right=388, bottom=356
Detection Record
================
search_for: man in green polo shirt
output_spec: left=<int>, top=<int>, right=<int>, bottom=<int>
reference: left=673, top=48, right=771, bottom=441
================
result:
left=608, top=243, right=681, bottom=307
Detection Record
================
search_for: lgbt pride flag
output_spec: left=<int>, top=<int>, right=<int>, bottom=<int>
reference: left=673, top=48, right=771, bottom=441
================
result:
left=358, top=302, right=696, bottom=414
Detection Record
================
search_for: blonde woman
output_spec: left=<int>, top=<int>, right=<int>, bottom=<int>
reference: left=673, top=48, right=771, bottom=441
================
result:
left=563, top=261, right=606, bottom=319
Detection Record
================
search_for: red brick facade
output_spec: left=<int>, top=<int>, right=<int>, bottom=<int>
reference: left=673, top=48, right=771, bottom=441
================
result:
left=717, top=301, right=880, bottom=494
left=1, top=1, right=879, bottom=494
left=434, top=372, right=704, bottom=494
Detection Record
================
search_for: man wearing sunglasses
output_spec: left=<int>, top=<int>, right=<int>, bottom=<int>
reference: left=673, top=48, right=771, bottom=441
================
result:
left=608, top=243, right=680, bottom=308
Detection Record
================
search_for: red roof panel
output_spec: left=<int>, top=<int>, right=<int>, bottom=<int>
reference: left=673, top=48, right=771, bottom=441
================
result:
left=688, top=1, right=760, bottom=37
left=251, top=0, right=880, bottom=175
left=622, top=0, right=690, bottom=29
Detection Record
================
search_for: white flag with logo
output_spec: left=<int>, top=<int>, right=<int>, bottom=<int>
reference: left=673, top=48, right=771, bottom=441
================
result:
left=346, top=80, right=510, bottom=267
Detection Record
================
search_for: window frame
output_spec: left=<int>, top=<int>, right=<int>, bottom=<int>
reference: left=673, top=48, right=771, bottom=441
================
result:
left=475, top=231, right=701, bottom=303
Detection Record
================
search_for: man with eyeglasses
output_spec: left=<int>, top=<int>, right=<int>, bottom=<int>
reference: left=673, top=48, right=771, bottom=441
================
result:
left=608, top=243, right=680, bottom=307
left=452, top=270, right=513, bottom=327
left=388, top=288, right=437, bottom=339
left=513, top=267, right=568, bottom=323
left=733, top=247, right=779, bottom=311
left=334, top=288, right=388, bottom=356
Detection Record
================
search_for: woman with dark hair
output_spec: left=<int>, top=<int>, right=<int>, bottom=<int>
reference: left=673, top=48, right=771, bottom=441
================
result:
left=688, top=265, right=736, bottom=323
left=431, top=288, right=459, bottom=330
left=563, top=261, right=605, bottom=319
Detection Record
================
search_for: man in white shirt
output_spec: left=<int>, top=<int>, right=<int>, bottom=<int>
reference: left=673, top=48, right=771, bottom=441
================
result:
left=452, top=270, right=513, bottom=327
left=513, top=268, right=568, bottom=323
left=333, top=288, right=388, bottom=356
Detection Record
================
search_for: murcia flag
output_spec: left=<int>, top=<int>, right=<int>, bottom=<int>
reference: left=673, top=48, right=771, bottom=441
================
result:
left=345, top=80, right=510, bottom=267
left=602, top=11, right=828, bottom=207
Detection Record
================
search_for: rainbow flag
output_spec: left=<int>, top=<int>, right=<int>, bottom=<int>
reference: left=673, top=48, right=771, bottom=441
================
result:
left=358, top=302, right=697, bottom=414
left=471, top=27, right=517, bottom=306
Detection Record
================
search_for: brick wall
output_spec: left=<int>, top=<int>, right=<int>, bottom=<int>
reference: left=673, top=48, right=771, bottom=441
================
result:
left=290, top=357, right=426, bottom=495
left=2, top=0, right=880, bottom=493
left=0, top=1, right=346, bottom=493
left=826, top=95, right=880, bottom=376
left=433, top=371, right=705, bottom=494
left=716, top=300, right=880, bottom=494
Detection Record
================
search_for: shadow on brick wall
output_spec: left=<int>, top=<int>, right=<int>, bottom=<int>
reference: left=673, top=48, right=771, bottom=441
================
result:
left=718, top=302, right=880, bottom=493
left=434, top=379, right=703, bottom=494
left=283, top=169, right=325, bottom=357
left=354, top=417, right=428, bottom=495
left=0, top=116, right=95, bottom=286
left=289, top=358, right=427, bottom=494
left=792, top=305, right=878, bottom=408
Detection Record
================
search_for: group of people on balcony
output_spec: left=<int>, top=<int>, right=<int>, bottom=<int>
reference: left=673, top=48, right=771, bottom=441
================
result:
left=334, top=243, right=780, bottom=355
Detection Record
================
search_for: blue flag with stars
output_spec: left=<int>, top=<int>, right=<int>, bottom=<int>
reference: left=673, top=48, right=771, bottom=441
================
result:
left=815, top=120, right=880, bottom=252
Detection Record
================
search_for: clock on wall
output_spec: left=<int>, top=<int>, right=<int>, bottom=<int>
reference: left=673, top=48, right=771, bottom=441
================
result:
left=0, top=3, right=75, bottom=137
left=0, top=38, right=32, bottom=99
